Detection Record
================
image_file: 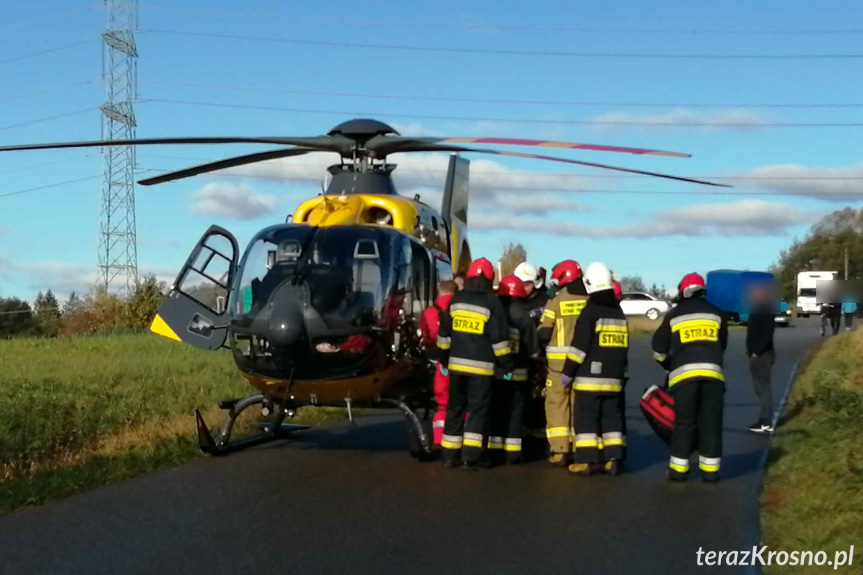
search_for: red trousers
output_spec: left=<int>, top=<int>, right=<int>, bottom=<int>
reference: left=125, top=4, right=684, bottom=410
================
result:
left=433, top=362, right=450, bottom=447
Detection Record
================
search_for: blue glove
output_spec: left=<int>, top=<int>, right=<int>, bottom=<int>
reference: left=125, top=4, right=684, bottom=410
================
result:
left=439, top=365, right=449, bottom=376
left=560, top=374, right=573, bottom=387
left=503, top=373, right=513, bottom=381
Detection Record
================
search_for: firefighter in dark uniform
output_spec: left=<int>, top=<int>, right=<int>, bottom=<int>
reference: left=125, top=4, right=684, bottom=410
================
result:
left=652, top=272, right=729, bottom=482
left=537, top=259, right=588, bottom=466
left=561, top=262, right=629, bottom=476
left=514, top=261, right=549, bottom=325
left=489, top=275, right=540, bottom=465
left=437, top=258, right=514, bottom=470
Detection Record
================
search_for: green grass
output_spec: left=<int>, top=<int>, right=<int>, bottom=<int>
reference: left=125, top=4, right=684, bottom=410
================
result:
left=0, top=334, right=344, bottom=514
left=762, top=330, right=863, bottom=574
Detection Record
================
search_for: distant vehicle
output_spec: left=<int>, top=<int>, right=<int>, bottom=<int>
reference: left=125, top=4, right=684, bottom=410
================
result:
left=620, top=292, right=670, bottom=320
left=796, top=271, right=838, bottom=317
left=775, top=298, right=792, bottom=326
left=706, top=269, right=777, bottom=322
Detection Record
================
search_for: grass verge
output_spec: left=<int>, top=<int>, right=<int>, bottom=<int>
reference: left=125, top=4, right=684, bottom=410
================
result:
left=0, top=334, right=345, bottom=514
left=761, top=330, right=863, bottom=574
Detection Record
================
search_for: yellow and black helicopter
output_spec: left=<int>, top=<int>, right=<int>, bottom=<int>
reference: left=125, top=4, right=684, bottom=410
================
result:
left=0, top=119, right=724, bottom=458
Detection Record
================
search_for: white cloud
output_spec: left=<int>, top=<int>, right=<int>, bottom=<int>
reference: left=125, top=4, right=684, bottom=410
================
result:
left=223, top=152, right=603, bottom=216
left=592, top=108, right=768, bottom=132
left=471, top=199, right=815, bottom=238
left=190, top=182, right=279, bottom=219
left=735, top=162, right=863, bottom=202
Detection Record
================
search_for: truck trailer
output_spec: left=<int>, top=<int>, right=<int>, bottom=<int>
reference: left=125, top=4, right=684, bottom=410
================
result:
left=706, top=269, right=777, bottom=322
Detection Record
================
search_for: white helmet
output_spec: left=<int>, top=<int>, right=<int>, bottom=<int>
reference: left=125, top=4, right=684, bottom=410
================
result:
left=513, top=262, right=541, bottom=288
left=583, top=262, right=614, bottom=294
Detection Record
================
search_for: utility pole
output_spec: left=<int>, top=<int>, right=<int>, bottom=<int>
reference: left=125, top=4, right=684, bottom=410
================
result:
left=99, top=0, right=139, bottom=296
left=845, top=246, right=849, bottom=280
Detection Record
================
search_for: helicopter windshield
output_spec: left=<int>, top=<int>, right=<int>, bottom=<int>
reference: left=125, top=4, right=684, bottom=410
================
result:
left=234, top=225, right=410, bottom=330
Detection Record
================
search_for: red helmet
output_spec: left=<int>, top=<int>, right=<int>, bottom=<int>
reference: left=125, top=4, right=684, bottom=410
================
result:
left=551, top=260, right=582, bottom=287
left=678, top=272, right=706, bottom=298
left=466, top=257, right=494, bottom=281
left=498, top=275, right=527, bottom=298
left=613, top=280, right=622, bottom=300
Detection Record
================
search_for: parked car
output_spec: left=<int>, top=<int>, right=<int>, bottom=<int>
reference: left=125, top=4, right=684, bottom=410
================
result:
left=775, top=298, right=792, bottom=326
left=620, top=292, right=670, bottom=320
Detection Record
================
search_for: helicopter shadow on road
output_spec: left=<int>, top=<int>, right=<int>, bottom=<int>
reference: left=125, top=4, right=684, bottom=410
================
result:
left=268, top=415, right=412, bottom=454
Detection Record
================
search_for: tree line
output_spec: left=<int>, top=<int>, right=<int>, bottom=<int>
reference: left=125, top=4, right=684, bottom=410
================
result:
left=0, top=276, right=166, bottom=338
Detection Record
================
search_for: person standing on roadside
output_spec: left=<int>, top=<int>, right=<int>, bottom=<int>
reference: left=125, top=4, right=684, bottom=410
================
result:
left=746, top=285, right=776, bottom=434
left=842, top=298, right=857, bottom=332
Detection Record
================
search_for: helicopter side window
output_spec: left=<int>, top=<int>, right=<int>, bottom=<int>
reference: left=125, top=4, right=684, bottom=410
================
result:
left=178, top=235, right=234, bottom=314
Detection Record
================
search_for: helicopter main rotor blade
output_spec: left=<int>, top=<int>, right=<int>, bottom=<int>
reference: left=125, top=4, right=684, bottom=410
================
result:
left=396, top=143, right=730, bottom=187
left=0, top=136, right=344, bottom=154
left=368, top=136, right=690, bottom=158
left=138, top=147, right=323, bottom=186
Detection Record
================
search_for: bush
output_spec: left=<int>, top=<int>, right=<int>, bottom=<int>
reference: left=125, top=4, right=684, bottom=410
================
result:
left=57, top=276, right=167, bottom=337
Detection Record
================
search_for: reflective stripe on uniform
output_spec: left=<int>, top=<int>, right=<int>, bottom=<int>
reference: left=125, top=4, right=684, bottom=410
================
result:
left=546, top=345, right=571, bottom=361
left=573, top=377, right=623, bottom=393
left=492, top=340, right=512, bottom=356
left=669, top=313, right=721, bottom=328
left=669, top=456, right=690, bottom=473
left=602, top=431, right=626, bottom=447
left=504, top=437, right=522, bottom=452
left=546, top=426, right=571, bottom=439
left=652, top=351, right=667, bottom=362
left=575, top=433, right=599, bottom=448
left=449, top=357, right=495, bottom=376
left=699, top=455, right=721, bottom=472
left=542, top=309, right=555, bottom=321
left=432, top=420, right=445, bottom=429
left=441, top=434, right=463, bottom=449
left=595, top=318, right=628, bottom=332
left=488, top=436, right=505, bottom=450
left=567, top=347, right=587, bottom=364
left=668, top=363, right=724, bottom=387
left=511, top=368, right=529, bottom=381
left=437, top=336, right=451, bottom=350
left=463, top=432, right=483, bottom=448
left=449, top=303, right=491, bottom=318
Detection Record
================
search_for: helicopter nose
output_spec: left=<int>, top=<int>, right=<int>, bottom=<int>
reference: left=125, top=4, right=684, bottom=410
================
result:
left=267, top=286, right=305, bottom=346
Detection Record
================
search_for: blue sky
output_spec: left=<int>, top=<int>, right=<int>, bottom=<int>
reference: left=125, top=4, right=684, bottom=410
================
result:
left=1, top=0, right=862, bottom=300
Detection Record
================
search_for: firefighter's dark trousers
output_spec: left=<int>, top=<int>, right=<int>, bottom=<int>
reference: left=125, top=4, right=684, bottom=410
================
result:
left=573, top=391, right=626, bottom=464
left=669, top=379, right=724, bottom=477
left=441, top=373, right=493, bottom=465
left=490, top=379, right=525, bottom=463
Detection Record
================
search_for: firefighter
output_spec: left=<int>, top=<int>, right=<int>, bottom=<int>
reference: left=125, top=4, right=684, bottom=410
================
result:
left=437, top=258, right=514, bottom=470
left=514, top=261, right=549, bottom=325
left=652, top=272, right=729, bottom=482
left=561, top=262, right=629, bottom=476
left=489, top=275, right=540, bottom=465
left=537, top=259, right=588, bottom=466
left=419, top=280, right=458, bottom=449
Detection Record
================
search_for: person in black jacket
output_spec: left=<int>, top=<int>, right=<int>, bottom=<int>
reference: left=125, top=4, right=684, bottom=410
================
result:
left=437, top=258, right=514, bottom=470
left=746, top=286, right=776, bottom=434
left=652, top=272, right=729, bottom=482
left=489, top=275, right=540, bottom=465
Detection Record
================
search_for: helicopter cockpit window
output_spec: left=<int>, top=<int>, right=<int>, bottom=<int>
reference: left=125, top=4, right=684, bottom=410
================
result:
left=179, top=233, right=235, bottom=314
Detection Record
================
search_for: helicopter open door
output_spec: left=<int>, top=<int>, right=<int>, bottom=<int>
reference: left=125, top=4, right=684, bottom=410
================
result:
left=150, top=226, right=239, bottom=351
left=442, top=154, right=471, bottom=273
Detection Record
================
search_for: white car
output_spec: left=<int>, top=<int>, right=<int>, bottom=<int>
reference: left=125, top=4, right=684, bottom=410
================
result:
left=620, top=292, right=670, bottom=320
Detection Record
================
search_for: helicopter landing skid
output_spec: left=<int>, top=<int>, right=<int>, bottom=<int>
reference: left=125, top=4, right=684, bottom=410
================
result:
left=195, top=394, right=309, bottom=456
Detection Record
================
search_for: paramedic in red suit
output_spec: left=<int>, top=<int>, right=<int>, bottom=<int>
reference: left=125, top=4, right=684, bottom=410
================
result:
left=419, top=280, right=458, bottom=448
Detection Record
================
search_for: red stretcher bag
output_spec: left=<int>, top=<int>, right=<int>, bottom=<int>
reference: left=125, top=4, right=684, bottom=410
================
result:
left=640, top=384, right=675, bottom=446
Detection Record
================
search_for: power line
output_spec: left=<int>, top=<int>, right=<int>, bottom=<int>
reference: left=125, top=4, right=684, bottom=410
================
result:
left=0, top=39, right=97, bottom=66
left=0, top=4, right=102, bottom=33
left=143, top=98, right=863, bottom=128
left=139, top=5, right=863, bottom=36
left=0, top=107, right=99, bottom=132
left=0, top=155, right=96, bottom=176
left=145, top=29, right=863, bottom=60
left=0, top=80, right=99, bottom=105
left=0, top=176, right=101, bottom=200
left=141, top=80, right=863, bottom=110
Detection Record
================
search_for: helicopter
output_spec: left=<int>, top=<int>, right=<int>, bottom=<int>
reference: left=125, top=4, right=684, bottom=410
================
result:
left=0, top=118, right=726, bottom=459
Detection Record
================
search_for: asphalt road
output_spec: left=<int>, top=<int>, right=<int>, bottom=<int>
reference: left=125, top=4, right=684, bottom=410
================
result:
left=0, top=319, right=823, bottom=575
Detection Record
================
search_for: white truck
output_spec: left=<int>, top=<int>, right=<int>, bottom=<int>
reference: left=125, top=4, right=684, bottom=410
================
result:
left=796, top=271, right=838, bottom=317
